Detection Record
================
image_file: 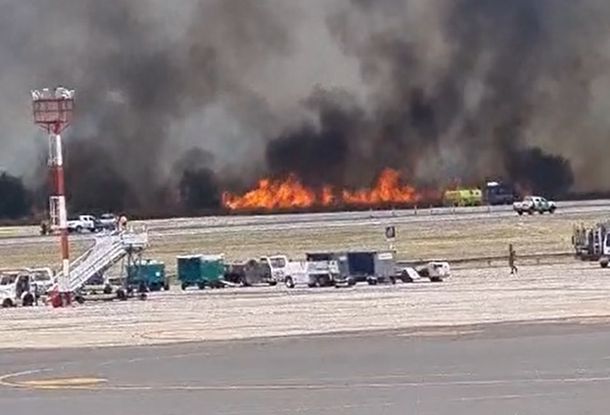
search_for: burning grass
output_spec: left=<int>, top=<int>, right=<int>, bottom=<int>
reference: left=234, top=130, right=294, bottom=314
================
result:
left=222, top=168, right=433, bottom=211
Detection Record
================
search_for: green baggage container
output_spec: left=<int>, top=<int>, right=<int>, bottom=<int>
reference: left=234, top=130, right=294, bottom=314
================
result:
left=126, top=260, right=167, bottom=291
left=200, top=255, right=225, bottom=288
left=177, top=254, right=225, bottom=290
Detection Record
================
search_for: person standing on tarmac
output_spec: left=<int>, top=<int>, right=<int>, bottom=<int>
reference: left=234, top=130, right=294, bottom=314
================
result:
left=509, top=243, right=518, bottom=274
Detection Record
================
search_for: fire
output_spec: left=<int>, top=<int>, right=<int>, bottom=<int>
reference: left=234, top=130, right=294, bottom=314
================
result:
left=342, top=169, right=418, bottom=205
left=222, top=168, right=424, bottom=211
left=222, top=175, right=316, bottom=210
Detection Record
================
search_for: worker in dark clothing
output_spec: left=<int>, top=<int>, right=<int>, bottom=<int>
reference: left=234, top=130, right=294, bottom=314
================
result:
left=509, top=244, right=518, bottom=274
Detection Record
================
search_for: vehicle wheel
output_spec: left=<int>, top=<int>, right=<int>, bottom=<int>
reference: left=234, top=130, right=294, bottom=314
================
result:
left=538, top=210, right=544, bottom=214
left=430, top=277, right=443, bottom=283
left=22, top=293, right=35, bottom=307
left=268, top=280, right=278, bottom=287
left=601, top=260, right=609, bottom=269
left=549, top=207, right=556, bottom=214
left=2, top=298, right=14, bottom=308
left=390, top=276, right=396, bottom=285
left=367, top=278, right=378, bottom=286
left=285, top=277, right=295, bottom=289
left=76, top=226, right=83, bottom=233
left=74, top=295, right=85, bottom=304
left=528, top=209, right=534, bottom=215
left=307, top=282, right=317, bottom=288
left=181, top=283, right=188, bottom=290
left=348, top=279, right=356, bottom=287
left=103, top=284, right=113, bottom=295
left=197, top=283, right=206, bottom=290
left=163, top=282, right=170, bottom=291
left=116, top=289, right=127, bottom=301
left=517, top=211, right=523, bottom=216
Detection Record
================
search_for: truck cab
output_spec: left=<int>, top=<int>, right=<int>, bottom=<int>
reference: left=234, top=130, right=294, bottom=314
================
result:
left=0, top=273, right=37, bottom=307
left=484, top=182, right=516, bottom=205
left=260, top=255, right=289, bottom=283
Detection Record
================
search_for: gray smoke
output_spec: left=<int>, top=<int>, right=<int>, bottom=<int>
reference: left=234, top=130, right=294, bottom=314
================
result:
left=0, top=0, right=609, bottom=214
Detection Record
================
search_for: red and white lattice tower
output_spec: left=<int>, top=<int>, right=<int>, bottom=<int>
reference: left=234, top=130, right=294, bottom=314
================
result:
left=31, top=87, right=75, bottom=307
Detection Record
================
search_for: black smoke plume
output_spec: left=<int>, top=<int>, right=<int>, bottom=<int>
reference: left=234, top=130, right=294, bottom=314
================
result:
left=0, top=1, right=608, bottom=215
left=506, top=147, right=574, bottom=198
left=0, top=173, right=31, bottom=219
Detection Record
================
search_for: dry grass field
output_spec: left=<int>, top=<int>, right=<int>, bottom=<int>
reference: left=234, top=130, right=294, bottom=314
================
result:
left=0, top=206, right=606, bottom=273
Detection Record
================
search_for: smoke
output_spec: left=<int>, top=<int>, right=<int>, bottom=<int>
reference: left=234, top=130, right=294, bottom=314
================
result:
left=0, top=173, right=30, bottom=219
left=1, top=0, right=609, bottom=214
left=505, top=147, right=574, bottom=198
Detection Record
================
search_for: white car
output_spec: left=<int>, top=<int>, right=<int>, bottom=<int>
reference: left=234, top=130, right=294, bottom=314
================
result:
left=67, top=215, right=99, bottom=233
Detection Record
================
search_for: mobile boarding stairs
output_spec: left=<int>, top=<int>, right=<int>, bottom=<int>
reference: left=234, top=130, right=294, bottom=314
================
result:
left=52, top=228, right=149, bottom=293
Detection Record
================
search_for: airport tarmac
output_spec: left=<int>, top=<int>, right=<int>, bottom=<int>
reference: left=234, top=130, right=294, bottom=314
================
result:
left=1, top=320, right=610, bottom=415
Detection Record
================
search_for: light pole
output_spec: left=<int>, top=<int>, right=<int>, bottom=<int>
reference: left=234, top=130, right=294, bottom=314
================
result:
left=31, top=86, right=75, bottom=307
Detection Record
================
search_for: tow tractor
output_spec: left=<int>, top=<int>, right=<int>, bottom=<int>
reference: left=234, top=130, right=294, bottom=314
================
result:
left=0, top=272, right=38, bottom=308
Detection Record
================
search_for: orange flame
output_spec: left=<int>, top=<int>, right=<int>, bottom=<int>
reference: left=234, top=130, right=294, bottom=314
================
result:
left=222, top=168, right=424, bottom=211
left=342, top=169, right=418, bottom=205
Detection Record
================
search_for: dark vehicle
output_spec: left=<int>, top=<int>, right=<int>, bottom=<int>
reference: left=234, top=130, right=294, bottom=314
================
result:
left=224, top=259, right=277, bottom=287
left=484, top=181, right=517, bottom=205
left=98, top=213, right=118, bottom=231
left=306, top=251, right=398, bottom=286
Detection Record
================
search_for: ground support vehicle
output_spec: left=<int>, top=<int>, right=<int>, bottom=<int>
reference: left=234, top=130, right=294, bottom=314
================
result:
left=280, top=258, right=340, bottom=289
left=415, top=262, right=451, bottom=282
left=77, top=277, right=136, bottom=303
left=0, top=273, right=38, bottom=307
left=572, top=223, right=609, bottom=262
left=98, top=213, right=118, bottom=231
left=126, top=259, right=168, bottom=291
left=593, top=229, right=610, bottom=268
left=443, top=189, right=483, bottom=207
left=513, top=196, right=556, bottom=215
left=484, top=181, right=517, bottom=205
left=177, top=255, right=225, bottom=290
left=306, top=251, right=399, bottom=286
left=393, top=265, right=424, bottom=283
left=224, top=258, right=278, bottom=287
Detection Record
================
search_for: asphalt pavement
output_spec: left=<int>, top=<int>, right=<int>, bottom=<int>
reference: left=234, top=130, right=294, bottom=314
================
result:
left=1, top=321, right=610, bottom=414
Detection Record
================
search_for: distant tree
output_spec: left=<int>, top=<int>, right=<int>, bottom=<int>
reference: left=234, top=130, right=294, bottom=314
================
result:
left=0, top=172, right=31, bottom=219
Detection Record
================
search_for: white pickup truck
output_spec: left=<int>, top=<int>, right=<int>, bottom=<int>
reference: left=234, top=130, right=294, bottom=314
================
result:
left=0, top=273, right=37, bottom=307
left=67, top=215, right=99, bottom=233
left=513, top=196, right=556, bottom=215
